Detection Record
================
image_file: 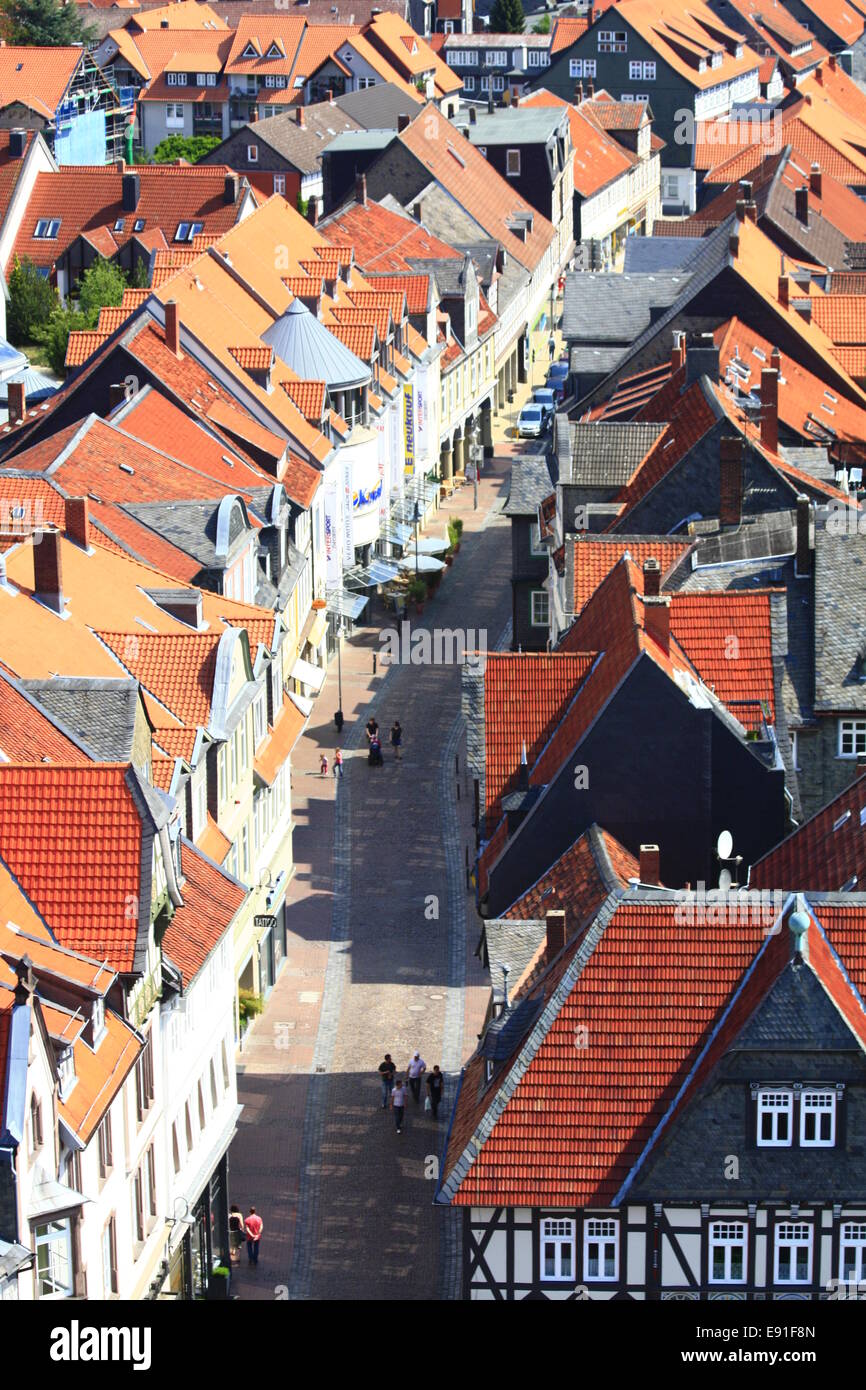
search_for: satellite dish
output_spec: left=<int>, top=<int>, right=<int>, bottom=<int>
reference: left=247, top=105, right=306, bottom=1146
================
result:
left=718, top=867, right=732, bottom=892
left=717, top=829, right=733, bottom=860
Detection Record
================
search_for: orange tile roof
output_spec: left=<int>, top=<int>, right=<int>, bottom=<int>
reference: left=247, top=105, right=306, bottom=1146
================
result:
left=197, top=811, right=231, bottom=864
left=751, top=769, right=866, bottom=891
left=280, top=378, right=327, bottom=419
left=329, top=321, right=376, bottom=359
left=798, top=56, right=866, bottom=128
left=522, top=90, right=635, bottom=198
left=65, top=332, right=109, bottom=368
left=796, top=0, right=864, bottom=44
left=670, top=589, right=777, bottom=728
left=254, top=698, right=306, bottom=785
left=363, top=272, right=430, bottom=314
left=96, top=305, right=134, bottom=334
left=613, top=0, right=762, bottom=91
left=0, top=763, right=145, bottom=971
left=57, top=1002, right=142, bottom=1143
left=162, top=839, right=245, bottom=987
left=95, top=630, right=220, bottom=728
left=572, top=536, right=692, bottom=613
left=483, top=652, right=597, bottom=822
left=282, top=274, right=323, bottom=298
left=809, top=295, right=866, bottom=345
left=228, top=344, right=274, bottom=370
left=0, top=669, right=90, bottom=764
left=0, top=46, right=82, bottom=118
left=321, top=199, right=464, bottom=273
left=550, top=15, right=590, bottom=53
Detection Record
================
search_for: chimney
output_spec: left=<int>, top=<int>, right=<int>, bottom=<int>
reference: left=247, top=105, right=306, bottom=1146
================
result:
left=469, top=106, right=477, bottom=125
left=7, top=380, right=25, bottom=424
left=250, top=109, right=258, bottom=123
left=398, top=112, right=410, bottom=132
left=809, top=163, right=822, bottom=198
left=33, top=530, right=64, bottom=614
left=575, top=80, right=584, bottom=103
left=109, top=381, right=128, bottom=409
left=643, top=596, right=670, bottom=654
left=745, top=200, right=757, bottom=223
left=643, top=556, right=661, bottom=597
left=639, top=844, right=660, bottom=886
left=770, top=345, right=781, bottom=375
left=815, top=64, right=823, bottom=85
left=760, top=366, right=779, bottom=452
left=671, top=328, right=685, bottom=371
left=545, top=909, right=566, bottom=957
left=719, top=435, right=743, bottom=528
left=165, top=299, right=181, bottom=357
left=587, top=77, right=594, bottom=97
left=413, top=201, right=422, bottom=222
left=116, top=159, right=125, bottom=174
left=735, top=197, right=746, bottom=222
left=795, top=184, right=809, bottom=224
left=224, top=172, right=239, bottom=204
left=829, top=53, right=836, bottom=71
left=778, top=274, right=789, bottom=307
left=8, top=128, right=25, bottom=158
left=327, top=89, right=334, bottom=103
left=686, top=332, right=720, bottom=386
left=738, top=178, right=753, bottom=201
left=356, top=172, right=367, bottom=206
left=122, top=171, right=140, bottom=212
left=729, top=230, right=739, bottom=258
left=65, top=496, right=90, bottom=551
left=307, top=198, right=319, bottom=227
left=795, top=494, right=812, bottom=577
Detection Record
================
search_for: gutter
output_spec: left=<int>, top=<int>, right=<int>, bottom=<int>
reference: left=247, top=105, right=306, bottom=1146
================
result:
left=433, top=1066, right=465, bottom=1206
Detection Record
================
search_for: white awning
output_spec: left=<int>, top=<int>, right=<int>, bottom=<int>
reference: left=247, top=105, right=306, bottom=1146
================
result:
left=289, top=690, right=314, bottom=717
left=327, top=589, right=368, bottom=621
left=291, top=656, right=326, bottom=692
left=344, top=558, right=400, bottom=588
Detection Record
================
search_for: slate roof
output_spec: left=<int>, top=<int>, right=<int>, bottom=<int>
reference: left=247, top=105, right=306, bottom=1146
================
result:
left=333, top=81, right=423, bottom=129
left=21, top=677, right=139, bottom=762
left=622, top=237, right=710, bottom=273
left=0, top=671, right=93, bottom=765
left=562, top=271, right=690, bottom=343
left=503, top=452, right=554, bottom=516
left=813, top=525, right=866, bottom=713
left=567, top=421, right=667, bottom=487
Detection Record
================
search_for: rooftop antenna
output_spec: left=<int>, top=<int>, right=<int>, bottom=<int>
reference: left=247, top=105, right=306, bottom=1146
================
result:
left=715, top=828, right=742, bottom=887
left=502, top=963, right=510, bottom=1010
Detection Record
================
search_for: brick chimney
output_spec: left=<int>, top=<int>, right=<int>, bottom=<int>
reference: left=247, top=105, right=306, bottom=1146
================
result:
left=771, top=345, right=781, bottom=375
left=810, top=163, right=822, bottom=198
left=720, top=435, right=743, bottom=528
left=587, top=77, right=594, bottom=97
left=738, top=178, right=753, bottom=201
left=778, top=274, right=789, bottom=308
left=671, top=329, right=686, bottom=371
left=643, top=556, right=661, bottom=596
left=795, top=184, right=809, bottom=224
left=33, top=530, right=64, bottom=614
left=760, top=365, right=779, bottom=453
left=745, top=200, right=757, bottom=223
left=7, top=380, right=25, bottom=424
left=729, top=230, right=739, bottom=258
left=639, top=844, right=660, bottom=886
left=224, top=172, right=239, bottom=205
left=65, top=496, right=90, bottom=551
left=643, top=595, right=670, bottom=654
left=307, top=198, right=319, bottom=227
left=165, top=299, right=181, bottom=357
left=545, top=909, right=566, bottom=957
left=829, top=53, right=836, bottom=70
left=735, top=197, right=746, bottom=222
left=795, top=493, right=812, bottom=577
left=296, top=105, right=304, bottom=127
left=356, top=172, right=367, bottom=207
left=250, top=109, right=258, bottom=123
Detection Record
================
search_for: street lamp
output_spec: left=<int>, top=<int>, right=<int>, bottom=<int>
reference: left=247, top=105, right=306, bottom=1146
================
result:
left=413, top=499, right=421, bottom=584
left=334, top=615, right=344, bottom=732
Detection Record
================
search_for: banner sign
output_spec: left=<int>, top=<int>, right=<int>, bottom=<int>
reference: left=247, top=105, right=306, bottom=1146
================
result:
left=403, top=384, right=415, bottom=476
left=342, top=458, right=354, bottom=566
left=324, top=482, right=340, bottom=585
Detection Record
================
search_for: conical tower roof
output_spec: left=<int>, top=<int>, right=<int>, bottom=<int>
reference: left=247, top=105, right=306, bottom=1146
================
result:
left=262, top=297, right=370, bottom=391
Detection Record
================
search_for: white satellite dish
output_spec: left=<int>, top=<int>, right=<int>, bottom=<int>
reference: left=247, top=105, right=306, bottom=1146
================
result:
left=717, top=829, right=733, bottom=860
left=718, top=867, right=732, bottom=892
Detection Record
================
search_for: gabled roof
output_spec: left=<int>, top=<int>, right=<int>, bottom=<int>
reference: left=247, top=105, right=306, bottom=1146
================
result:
left=0, top=669, right=92, bottom=764
left=751, top=771, right=866, bottom=891
left=0, top=47, right=83, bottom=120
left=95, top=629, right=220, bottom=728
left=550, top=15, right=590, bottom=54
left=363, top=10, right=461, bottom=97
left=571, top=535, right=692, bottom=613
left=598, top=0, right=761, bottom=91
left=794, top=0, right=864, bottom=44
left=162, top=839, right=245, bottom=988
left=521, top=89, right=635, bottom=200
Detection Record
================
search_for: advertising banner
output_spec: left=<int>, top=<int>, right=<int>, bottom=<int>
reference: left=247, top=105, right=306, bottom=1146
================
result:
left=323, top=481, right=340, bottom=586
left=342, top=457, right=354, bottom=566
left=403, top=384, right=415, bottom=477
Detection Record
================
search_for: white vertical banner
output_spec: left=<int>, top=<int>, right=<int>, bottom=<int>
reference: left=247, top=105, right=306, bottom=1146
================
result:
left=324, top=481, right=340, bottom=586
left=342, top=456, right=354, bottom=566
left=389, top=401, right=404, bottom=495
left=376, top=414, right=389, bottom=536
left=415, top=364, right=429, bottom=471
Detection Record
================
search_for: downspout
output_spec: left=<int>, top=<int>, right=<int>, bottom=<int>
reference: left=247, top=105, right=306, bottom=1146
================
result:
left=159, top=823, right=184, bottom=908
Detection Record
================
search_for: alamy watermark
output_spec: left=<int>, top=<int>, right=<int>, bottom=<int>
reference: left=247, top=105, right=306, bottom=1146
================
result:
left=674, top=882, right=787, bottom=934
left=379, top=621, right=487, bottom=672
left=673, top=106, right=783, bottom=153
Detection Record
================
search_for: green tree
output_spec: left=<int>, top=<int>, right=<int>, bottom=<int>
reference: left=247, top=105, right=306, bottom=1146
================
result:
left=489, top=0, right=525, bottom=33
left=296, top=191, right=309, bottom=216
left=37, top=305, right=88, bottom=375
left=76, top=257, right=128, bottom=325
left=532, top=13, right=551, bottom=33
left=152, top=134, right=222, bottom=165
left=7, top=255, right=57, bottom=346
left=0, top=0, right=95, bottom=45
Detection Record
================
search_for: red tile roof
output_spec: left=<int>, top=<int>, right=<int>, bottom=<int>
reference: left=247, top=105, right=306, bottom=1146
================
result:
left=228, top=344, right=273, bottom=370
left=670, top=589, right=777, bottom=728
left=0, top=763, right=145, bottom=971
left=280, top=378, right=327, bottom=420
left=482, top=652, right=597, bottom=822
left=750, top=770, right=866, bottom=891
left=550, top=15, right=590, bottom=53
left=0, top=671, right=90, bottom=764
left=162, top=839, right=245, bottom=987
left=364, top=272, right=430, bottom=314
left=810, top=295, right=866, bottom=345
left=610, top=379, right=718, bottom=525
left=322, top=198, right=464, bottom=273
left=572, top=536, right=692, bottom=613
left=95, top=630, right=220, bottom=728
left=0, top=46, right=82, bottom=118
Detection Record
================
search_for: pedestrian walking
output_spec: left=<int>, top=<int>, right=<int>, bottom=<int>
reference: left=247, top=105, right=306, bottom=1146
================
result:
left=320, top=753, right=329, bottom=777
left=228, top=1204, right=245, bottom=1264
left=391, top=1077, right=407, bottom=1134
left=244, top=1207, right=263, bottom=1266
left=378, top=1053, right=396, bottom=1108
left=426, top=1065, right=444, bottom=1119
left=548, top=334, right=556, bottom=363
left=390, top=720, right=403, bottom=760
left=333, top=748, right=344, bottom=778
left=407, top=1050, right=426, bottom=1103
left=365, top=715, right=379, bottom=745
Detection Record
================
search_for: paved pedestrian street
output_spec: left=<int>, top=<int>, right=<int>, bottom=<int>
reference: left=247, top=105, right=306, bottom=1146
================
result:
left=229, top=450, right=519, bottom=1300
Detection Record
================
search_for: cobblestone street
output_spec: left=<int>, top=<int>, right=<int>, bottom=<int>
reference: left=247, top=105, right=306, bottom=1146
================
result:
left=228, top=448, right=518, bottom=1299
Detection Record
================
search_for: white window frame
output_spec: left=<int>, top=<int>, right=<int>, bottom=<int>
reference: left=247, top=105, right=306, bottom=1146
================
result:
left=709, top=1220, right=747, bottom=1284
left=774, top=1222, right=812, bottom=1285
left=253, top=691, right=267, bottom=748
left=838, top=718, right=866, bottom=758
left=629, top=60, right=642, bottom=79
left=166, top=103, right=185, bottom=127
left=486, top=50, right=508, bottom=66
left=531, top=589, right=549, bottom=627
left=528, top=50, right=549, bottom=67
left=530, top=520, right=546, bottom=556
left=541, top=1217, right=575, bottom=1281
left=841, top=1223, right=866, bottom=1285
left=34, top=1220, right=74, bottom=1299
left=247, top=144, right=258, bottom=162
left=218, top=743, right=228, bottom=800
left=598, top=30, right=627, bottom=52
left=273, top=174, right=286, bottom=194
left=464, top=74, right=475, bottom=91
left=643, top=61, right=656, bottom=80
left=193, top=774, right=207, bottom=840
left=584, top=1217, right=618, bottom=1281
left=800, top=1089, right=836, bottom=1147
left=492, top=75, right=505, bottom=92
left=757, top=1088, right=793, bottom=1146
left=506, top=148, right=521, bottom=177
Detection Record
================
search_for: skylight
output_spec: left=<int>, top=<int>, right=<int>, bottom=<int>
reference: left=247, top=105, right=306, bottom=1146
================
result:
left=34, top=218, right=60, bottom=239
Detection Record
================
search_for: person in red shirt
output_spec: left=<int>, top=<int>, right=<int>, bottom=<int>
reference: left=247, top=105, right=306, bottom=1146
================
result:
left=244, top=1207, right=263, bottom=1266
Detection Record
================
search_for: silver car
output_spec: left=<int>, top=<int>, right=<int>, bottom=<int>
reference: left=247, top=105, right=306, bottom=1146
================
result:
left=517, top=404, right=546, bottom=438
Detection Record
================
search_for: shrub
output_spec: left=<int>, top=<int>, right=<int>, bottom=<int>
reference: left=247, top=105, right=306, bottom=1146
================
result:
left=7, top=256, right=57, bottom=346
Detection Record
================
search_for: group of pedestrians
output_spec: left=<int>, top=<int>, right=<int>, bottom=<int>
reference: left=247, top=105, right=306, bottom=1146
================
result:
left=229, top=1205, right=264, bottom=1267
left=318, top=720, right=403, bottom=778
left=378, top=1052, right=444, bottom=1134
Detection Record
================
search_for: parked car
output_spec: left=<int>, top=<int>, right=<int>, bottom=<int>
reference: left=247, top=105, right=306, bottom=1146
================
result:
left=546, top=361, right=570, bottom=402
left=517, top=404, right=547, bottom=438
left=532, top=387, right=557, bottom=423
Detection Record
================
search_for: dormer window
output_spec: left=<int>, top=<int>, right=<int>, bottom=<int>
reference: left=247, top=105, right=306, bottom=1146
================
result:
left=114, top=218, right=124, bottom=232
left=92, top=995, right=106, bottom=1045
left=800, top=1089, right=836, bottom=1146
left=757, top=1088, right=792, bottom=1146
left=134, top=217, right=146, bottom=232
left=242, top=42, right=260, bottom=58
left=58, top=1047, right=76, bottom=1099
left=484, top=1058, right=494, bottom=1084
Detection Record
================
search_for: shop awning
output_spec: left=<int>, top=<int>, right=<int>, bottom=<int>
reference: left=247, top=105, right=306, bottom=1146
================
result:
left=327, top=588, right=368, bottom=621
left=291, top=656, right=326, bottom=692
left=383, top=519, right=413, bottom=546
left=343, top=558, right=400, bottom=589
